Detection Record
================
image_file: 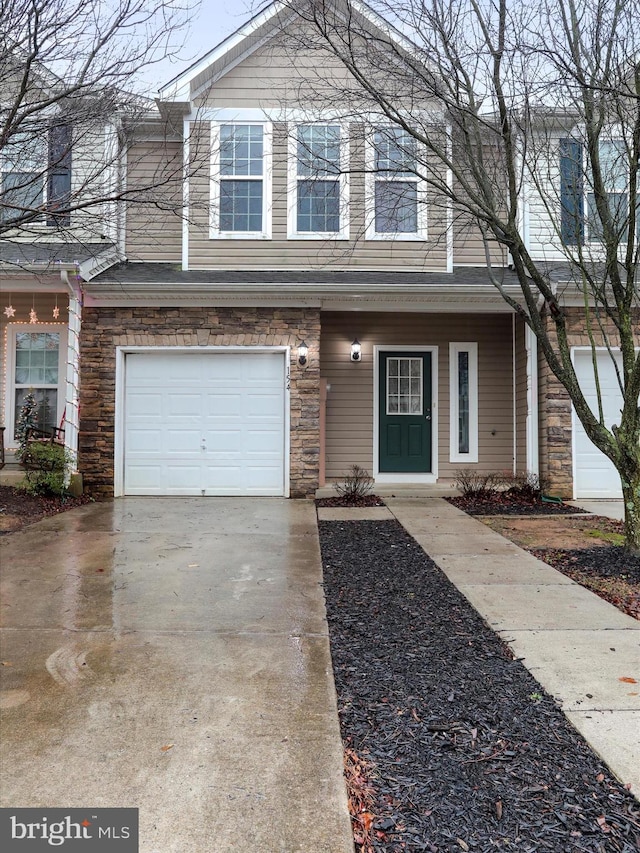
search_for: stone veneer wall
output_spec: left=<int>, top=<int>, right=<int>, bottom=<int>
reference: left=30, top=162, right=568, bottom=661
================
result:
left=538, top=307, right=639, bottom=498
left=79, top=307, right=321, bottom=498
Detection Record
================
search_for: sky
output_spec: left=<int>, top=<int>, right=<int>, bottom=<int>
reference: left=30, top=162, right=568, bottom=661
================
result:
left=143, top=0, right=258, bottom=93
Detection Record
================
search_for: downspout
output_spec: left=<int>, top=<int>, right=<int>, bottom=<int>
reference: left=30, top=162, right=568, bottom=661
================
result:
left=525, top=324, right=539, bottom=475
left=61, top=269, right=82, bottom=479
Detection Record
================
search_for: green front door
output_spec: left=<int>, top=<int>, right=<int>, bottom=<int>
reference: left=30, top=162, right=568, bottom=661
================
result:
left=379, top=351, right=432, bottom=473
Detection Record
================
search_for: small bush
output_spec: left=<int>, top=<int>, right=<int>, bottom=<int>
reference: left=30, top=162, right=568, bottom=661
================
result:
left=20, top=442, right=72, bottom=497
left=454, top=469, right=503, bottom=497
left=504, top=471, right=549, bottom=501
left=334, top=465, right=375, bottom=502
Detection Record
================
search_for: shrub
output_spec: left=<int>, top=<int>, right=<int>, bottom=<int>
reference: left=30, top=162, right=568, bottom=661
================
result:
left=504, top=471, right=549, bottom=501
left=334, top=465, right=375, bottom=501
left=20, top=442, right=72, bottom=497
left=453, top=469, right=503, bottom=497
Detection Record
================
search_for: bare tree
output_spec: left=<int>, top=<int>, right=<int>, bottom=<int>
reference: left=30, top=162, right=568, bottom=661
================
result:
left=273, top=0, right=640, bottom=550
left=0, top=0, right=194, bottom=247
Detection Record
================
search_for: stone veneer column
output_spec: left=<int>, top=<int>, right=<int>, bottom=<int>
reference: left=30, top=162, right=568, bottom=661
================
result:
left=537, top=307, right=637, bottom=499
left=78, top=307, right=321, bottom=498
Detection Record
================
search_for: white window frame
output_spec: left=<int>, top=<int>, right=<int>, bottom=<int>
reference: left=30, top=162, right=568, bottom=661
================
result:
left=449, top=342, right=478, bottom=463
left=365, top=126, right=427, bottom=241
left=4, top=323, right=68, bottom=446
left=209, top=121, right=272, bottom=239
left=287, top=122, right=350, bottom=240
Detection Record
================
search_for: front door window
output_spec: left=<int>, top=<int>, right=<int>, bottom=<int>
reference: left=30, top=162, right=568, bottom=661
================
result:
left=386, top=357, right=423, bottom=414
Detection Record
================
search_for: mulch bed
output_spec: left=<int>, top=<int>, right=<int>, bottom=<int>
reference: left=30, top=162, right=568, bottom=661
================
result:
left=316, top=494, right=386, bottom=507
left=0, top=485, right=93, bottom=533
left=531, top=547, right=640, bottom=620
left=319, top=519, right=640, bottom=852
left=447, top=494, right=584, bottom=516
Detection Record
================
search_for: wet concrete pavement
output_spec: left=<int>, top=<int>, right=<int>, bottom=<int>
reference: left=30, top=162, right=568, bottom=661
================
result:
left=0, top=499, right=353, bottom=852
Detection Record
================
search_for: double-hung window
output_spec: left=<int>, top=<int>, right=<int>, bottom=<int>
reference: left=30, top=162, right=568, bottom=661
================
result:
left=210, top=123, right=271, bottom=238
left=586, top=140, right=637, bottom=243
left=289, top=124, right=348, bottom=238
left=0, top=125, right=72, bottom=228
left=1, top=132, right=46, bottom=226
left=8, top=327, right=66, bottom=440
left=367, top=127, right=425, bottom=239
left=560, top=137, right=638, bottom=246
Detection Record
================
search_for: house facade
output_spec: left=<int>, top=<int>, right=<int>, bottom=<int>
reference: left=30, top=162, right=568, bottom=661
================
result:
left=1, top=0, right=633, bottom=501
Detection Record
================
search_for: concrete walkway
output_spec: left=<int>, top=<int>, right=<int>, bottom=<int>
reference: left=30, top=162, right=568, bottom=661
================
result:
left=382, top=498, right=640, bottom=799
left=0, top=499, right=353, bottom=853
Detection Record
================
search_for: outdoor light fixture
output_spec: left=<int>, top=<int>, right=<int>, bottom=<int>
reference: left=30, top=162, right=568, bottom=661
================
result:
left=298, top=341, right=308, bottom=366
left=350, top=338, right=362, bottom=362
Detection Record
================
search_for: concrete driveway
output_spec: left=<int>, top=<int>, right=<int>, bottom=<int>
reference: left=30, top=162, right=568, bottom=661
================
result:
left=0, top=499, right=352, bottom=852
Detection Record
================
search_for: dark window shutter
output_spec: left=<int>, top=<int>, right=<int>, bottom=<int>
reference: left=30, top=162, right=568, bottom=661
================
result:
left=47, top=124, right=72, bottom=226
left=560, top=139, right=584, bottom=245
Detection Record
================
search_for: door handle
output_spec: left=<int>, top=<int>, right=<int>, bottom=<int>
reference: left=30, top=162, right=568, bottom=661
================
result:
left=425, top=414, right=431, bottom=420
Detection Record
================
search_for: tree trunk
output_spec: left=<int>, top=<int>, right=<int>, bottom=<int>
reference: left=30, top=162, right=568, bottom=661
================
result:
left=621, top=469, right=640, bottom=554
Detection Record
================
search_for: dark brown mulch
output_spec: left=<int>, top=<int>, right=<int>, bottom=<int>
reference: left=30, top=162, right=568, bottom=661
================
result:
left=447, top=494, right=585, bottom=516
left=319, top=519, right=640, bottom=852
left=0, top=484, right=93, bottom=534
left=531, top=546, right=640, bottom=620
left=316, top=494, right=386, bottom=507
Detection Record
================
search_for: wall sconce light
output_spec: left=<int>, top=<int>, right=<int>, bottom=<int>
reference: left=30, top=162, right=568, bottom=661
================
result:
left=350, top=338, right=362, bottom=362
left=298, top=340, right=308, bottom=366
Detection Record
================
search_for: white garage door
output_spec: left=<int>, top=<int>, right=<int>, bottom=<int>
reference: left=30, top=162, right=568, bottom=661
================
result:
left=124, top=351, right=286, bottom=496
left=573, top=349, right=623, bottom=499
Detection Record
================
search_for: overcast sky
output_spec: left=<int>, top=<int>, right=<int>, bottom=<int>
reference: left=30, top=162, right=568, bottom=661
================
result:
left=144, top=0, right=258, bottom=93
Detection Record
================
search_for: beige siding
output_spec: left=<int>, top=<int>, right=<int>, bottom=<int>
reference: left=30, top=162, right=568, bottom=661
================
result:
left=187, top=122, right=449, bottom=271
left=453, top=218, right=508, bottom=266
left=125, top=139, right=183, bottom=262
left=514, top=317, right=528, bottom=471
left=320, top=312, right=515, bottom=481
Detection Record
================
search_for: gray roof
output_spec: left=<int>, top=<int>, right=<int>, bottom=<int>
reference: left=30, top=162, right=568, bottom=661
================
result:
left=0, top=242, right=115, bottom=268
left=91, top=262, right=521, bottom=287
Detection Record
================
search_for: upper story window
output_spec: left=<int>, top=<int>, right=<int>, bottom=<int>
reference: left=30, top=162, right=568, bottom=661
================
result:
left=367, top=127, right=425, bottom=239
left=210, top=122, right=272, bottom=239
left=289, top=124, right=349, bottom=239
left=560, top=137, right=638, bottom=246
left=0, top=125, right=71, bottom=228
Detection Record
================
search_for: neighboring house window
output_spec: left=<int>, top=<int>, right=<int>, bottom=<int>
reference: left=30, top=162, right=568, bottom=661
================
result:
left=0, top=125, right=72, bottom=227
left=0, top=132, right=46, bottom=225
left=449, top=343, right=478, bottom=463
left=289, top=124, right=348, bottom=238
left=559, top=138, right=584, bottom=246
left=210, top=122, right=272, bottom=238
left=8, top=327, right=66, bottom=440
left=560, top=137, right=638, bottom=245
left=367, top=127, right=426, bottom=239
left=47, top=124, right=72, bottom=226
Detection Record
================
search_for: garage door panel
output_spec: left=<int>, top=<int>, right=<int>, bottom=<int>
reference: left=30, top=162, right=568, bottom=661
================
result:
left=124, top=351, right=286, bottom=496
left=573, top=351, right=623, bottom=499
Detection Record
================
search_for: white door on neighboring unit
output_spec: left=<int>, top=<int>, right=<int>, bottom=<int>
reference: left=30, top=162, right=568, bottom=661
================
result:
left=572, top=349, right=623, bottom=499
left=124, top=351, right=286, bottom=496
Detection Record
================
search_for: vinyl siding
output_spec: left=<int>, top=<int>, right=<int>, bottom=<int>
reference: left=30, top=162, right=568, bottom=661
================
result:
left=320, top=312, right=515, bottom=481
left=187, top=121, right=449, bottom=271
left=125, top=139, right=183, bottom=262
